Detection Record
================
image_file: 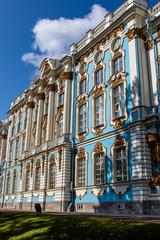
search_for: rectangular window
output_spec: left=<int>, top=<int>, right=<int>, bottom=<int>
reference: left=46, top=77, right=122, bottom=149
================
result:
left=22, top=137, right=25, bottom=153
left=24, top=119, right=27, bottom=129
left=114, top=56, right=123, bottom=74
left=35, top=167, right=41, bottom=190
left=9, top=143, right=13, bottom=161
left=80, top=79, right=87, bottom=95
left=95, top=153, right=105, bottom=185
left=95, top=95, right=104, bottom=126
left=6, top=177, right=10, bottom=194
left=96, top=68, right=103, bottom=85
left=78, top=158, right=86, bottom=187
left=12, top=127, right=15, bottom=137
left=79, top=104, right=87, bottom=133
left=59, top=93, right=64, bottom=106
left=15, top=140, right=19, bottom=159
left=17, top=123, right=21, bottom=133
left=58, top=114, right=63, bottom=138
left=115, top=147, right=127, bottom=182
left=12, top=175, right=17, bottom=194
left=50, top=163, right=56, bottom=189
left=25, top=170, right=30, bottom=191
left=114, top=83, right=125, bottom=118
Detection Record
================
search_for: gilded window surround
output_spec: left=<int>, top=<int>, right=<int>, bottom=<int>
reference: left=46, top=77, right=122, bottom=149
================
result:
left=108, top=72, right=128, bottom=128
left=91, top=83, right=107, bottom=135
left=106, top=24, right=124, bottom=41
left=110, top=136, right=129, bottom=183
left=47, top=154, right=57, bottom=189
left=147, top=133, right=160, bottom=189
left=91, top=142, right=107, bottom=185
left=75, top=147, right=88, bottom=187
left=75, top=94, right=89, bottom=141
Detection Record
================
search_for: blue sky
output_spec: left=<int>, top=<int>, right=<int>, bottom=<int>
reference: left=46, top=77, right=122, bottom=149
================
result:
left=0, top=0, right=158, bottom=120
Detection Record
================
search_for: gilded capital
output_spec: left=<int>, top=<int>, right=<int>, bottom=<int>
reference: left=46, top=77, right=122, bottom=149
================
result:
left=37, top=92, right=45, bottom=100
left=126, top=28, right=136, bottom=42
left=145, top=40, right=153, bottom=51
left=47, top=84, right=56, bottom=92
left=1, top=134, right=7, bottom=139
left=27, top=101, right=35, bottom=108
left=63, top=72, right=73, bottom=80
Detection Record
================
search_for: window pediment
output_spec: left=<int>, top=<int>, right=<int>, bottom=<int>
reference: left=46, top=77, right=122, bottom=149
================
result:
left=90, top=83, right=106, bottom=97
left=108, top=72, right=127, bottom=88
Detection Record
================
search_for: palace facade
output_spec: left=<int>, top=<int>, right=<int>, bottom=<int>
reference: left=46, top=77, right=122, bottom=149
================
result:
left=0, top=0, right=160, bottom=214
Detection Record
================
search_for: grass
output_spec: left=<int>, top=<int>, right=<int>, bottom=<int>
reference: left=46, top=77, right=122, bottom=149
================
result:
left=0, top=213, right=160, bottom=240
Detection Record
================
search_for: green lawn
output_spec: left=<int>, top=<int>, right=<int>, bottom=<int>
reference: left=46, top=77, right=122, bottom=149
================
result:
left=0, top=213, right=160, bottom=240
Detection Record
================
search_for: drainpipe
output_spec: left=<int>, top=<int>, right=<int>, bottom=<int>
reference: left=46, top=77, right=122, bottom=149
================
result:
left=146, top=19, right=160, bottom=137
left=67, top=53, right=76, bottom=212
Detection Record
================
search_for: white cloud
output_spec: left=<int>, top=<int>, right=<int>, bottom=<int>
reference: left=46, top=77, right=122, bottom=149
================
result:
left=22, top=4, right=108, bottom=67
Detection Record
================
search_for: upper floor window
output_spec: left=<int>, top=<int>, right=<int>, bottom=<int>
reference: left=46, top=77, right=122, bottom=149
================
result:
left=22, top=136, right=25, bottom=153
left=60, top=79, right=65, bottom=89
left=17, top=122, right=21, bottom=133
left=96, top=68, right=103, bottom=85
left=15, top=140, right=19, bottom=159
left=59, top=93, right=64, bottom=106
left=24, top=118, right=27, bottom=130
left=45, top=102, right=48, bottom=115
left=11, top=126, right=15, bottom=137
left=9, top=143, right=13, bottom=161
left=113, top=38, right=122, bottom=52
left=81, top=63, right=87, bottom=75
left=79, top=104, right=87, bottom=133
left=114, top=56, right=123, bottom=74
left=114, top=83, right=125, bottom=118
left=95, top=95, right=104, bottom=127
left=80, top=79, right=87, bottom=95
left=58, top=114, right=63, bottom=138
left=49, top=163, right=56, bottom=189
left=96, top=51, right=103, bottom=64
left=6, top=175, right=10, bottom=194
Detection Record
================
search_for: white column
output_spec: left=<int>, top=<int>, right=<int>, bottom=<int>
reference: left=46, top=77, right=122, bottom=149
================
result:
left=0, top=132, right=7, bottom=164
left=63, top=73, right=72, bottom=135
left=35, top=93, right=45, bottom=146
left=24, top=102, right=34, bottom=152
left=46, top=84, right=55, bottom=141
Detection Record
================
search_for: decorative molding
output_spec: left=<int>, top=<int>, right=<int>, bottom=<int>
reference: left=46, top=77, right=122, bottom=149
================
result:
left=93, top=142, right=103, bottom=153
left=90, top=38, right=105, bottom=53
left=145, top=40, right=153, bottom=51
left=80, top=51, right=89, bottom=62
left=77, top=147, right=85, bottom=158
left=22, top=131, right=26, bottom=137
left=147, top=133, right=158, bottom=144
left=111, top=76, right=123, bottom=88
left=7, top=171, right=11, bottom=177
left=13, top=169, right=17, bottom=175
left=107, top=24, right=124, bottom=41
left=58, top=147, right=62, bottom=171
left=46, top=191, right=55, bottom=197
left=10, top=139, right=14, bottom=144
left=14, top=159, right=18, bottom=165
left=49, top=154, right=56, bottom=163
left=95, top=127, right=103, bottom=136
left=91, top=84, right=105, bottom=98
left=150, top=172, right=160, bottom=190
left=157, top=56, right=160, bottom=65
left=16, top=135, right=20, bottom=141
left=63, top=72, right=73, bottom=80
left=78, top=134, right=85, bottom=142
left=111, top=186, right=130, bottom=199
left=26, top=162, right=30, bottom=170
left=20, top=162, right=23, bottom=179
left=126, top=28, right=136, bottom=42
left=75, top=189, right=87, bottom=200
left=1, top=134, right=7, bottom=139
left=27, top=101, right=35, bottom=108
left=37, top=92, right=45, bottom=100
left=8, top=161, right=12, bottom=166
left=36, top=159, right=41, bottom=168
left=158, top=79, right=160, bottom=87
left=76, top=97, right=87, bottom=107
left=114, top=119, right=123, bottom=128
left=32, top=193, right=39, bottom=197
left=47, top=84, right=56, bottom=92
left=42, top=154, right=45, bottom=175
left=91, top=188, right=106, bottom=199
left=42, top=61, right=51, bottom=78
left=113, top=136, right=125, bottom=147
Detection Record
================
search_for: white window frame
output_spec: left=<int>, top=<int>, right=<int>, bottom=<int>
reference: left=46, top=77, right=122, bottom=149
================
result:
left=6, top=175, right=11, bottom=195
left=91, top=143, right=107, bottom=186
left=79, top=104, right=87, bottom=134
left=75, top=149, right=88, bottom=187
left=59, top=93, right=64, bottom=107
left=25, top=169, right=30, bottom=192
left=110, top=138, right=129, bottom=183
left=34, top=166, right=41, bottom=190
left=15, top=140, right=19, bottom=159
left=48, top=162, right=56, bottom=189
left=58, top=114, right=63, bottom=139
left=12, top=173, right=17, bottom=194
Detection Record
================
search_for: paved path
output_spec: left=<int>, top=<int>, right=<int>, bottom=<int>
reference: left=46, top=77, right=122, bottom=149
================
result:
left=0, top=208, right=160, bottom=224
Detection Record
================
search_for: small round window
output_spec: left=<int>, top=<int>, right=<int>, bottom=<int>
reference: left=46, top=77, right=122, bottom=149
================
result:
left=113, top=38, right=122, bottom=51
left=95, top=51, right=103, bottom=64
left=81, top=62, right=87, bottom=75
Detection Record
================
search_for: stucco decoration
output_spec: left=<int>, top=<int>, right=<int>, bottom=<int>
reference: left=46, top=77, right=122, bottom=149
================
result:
left=46, top=191, right=55, bottom=197
left=113, top=136, right=125, bottom=147
left=91, top=188, right=106, bottom=199
left=145, top=40, right=153, bottom=51
left=36, top=159, right=41, bottom=168
left=80, top=51, right=89, bottom=62
left=95, top=128, right=103, bottom=136
left=111, top=185, right=130, bottom=199
left=75, top=189, right=87, bottom=200
left=26, top=162, right=30, bottom=170
left=93, top=142, right=103, bottom=153
left=5, top=196, right=9, bottom=201
left=114, top=119, right=123, bottom=128
left=90, top=38, right=105, bottom=53
left=107, top=24, right=124, bottom=41
left=11, top=195, right=16, bottom=200
left=77, top=148, right=85, bottom=158
left=32, top=193, right=39, bottom=197
left=47, top=83, right=56, bottom=92
left=50, top=154, right=56, bottom=163
left=78, top=134, right=85, bottom=141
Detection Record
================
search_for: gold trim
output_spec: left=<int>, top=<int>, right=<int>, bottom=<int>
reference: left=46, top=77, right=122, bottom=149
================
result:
left=26, top=162, right=30, bottom=170
left=1, top=134, right=7, bottom=139
left=91, top=189, right=106, bottom=199
left=93, top=142, right=103, bottom=153
left=145, top=40, right=153, bottom=51
left=58, top=147, right=62, bottom=171
left=111, top=186, right=130, bottom=199
left=77, top=147, right=85, bottom=157
left=113, top=136, right=125, bottom=147
left=27, top=101, right=35, bottom=108
left=37, top=92, right=45, bottom=100
left=107, top=24, right=124, bottom=41
left=126, top=28, right=136, bottom=42
left=49, top=154, right=56, bottom=163
left=78, top=134, right=85, bottom=141
left=47, top=84, right=56, bottom=92
left=95, top=128, right=103, bottom=136
left=114, top=119, right=123, bottom=128
left=36, top=159, right=41, bottom=168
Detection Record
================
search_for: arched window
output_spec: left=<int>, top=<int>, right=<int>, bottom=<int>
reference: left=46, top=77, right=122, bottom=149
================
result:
left=96, top=51, right=103, bottom=64
left=113, top=38, right=122, bottom=51
left=35, top=166, right=41, bottom=190
left=49, top=163, right=56, bottom=189
left=25, top=169, right=30, bottom=191
left=12, top=171, right=17, bottom=194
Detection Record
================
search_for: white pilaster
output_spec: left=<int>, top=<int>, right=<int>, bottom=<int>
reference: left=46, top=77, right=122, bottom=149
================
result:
left=35, top=93, right=45, bottom=146
left=25, top=102, right=34, bottom=152
left=46, top=85, right=55, bottom=141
